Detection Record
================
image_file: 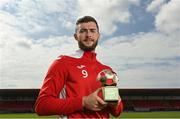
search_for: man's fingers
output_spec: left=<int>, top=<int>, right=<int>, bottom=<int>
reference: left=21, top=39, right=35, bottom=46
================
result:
left=93, top=108, right=102, bottom=111
left=96, top=96, right=107, bottom=106
left=94, top=88, right=102, bottom=94
left=83, top=87, right=107, bottom=111
left=92, top=103, right=104, bottom=111
left=94, top=88, right=107, bottom=106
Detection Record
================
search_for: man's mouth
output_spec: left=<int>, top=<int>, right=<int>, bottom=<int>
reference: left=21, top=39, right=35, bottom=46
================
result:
left=84, top=40, right=93, bottom=45
left=84, top=38, right=94, bottom=42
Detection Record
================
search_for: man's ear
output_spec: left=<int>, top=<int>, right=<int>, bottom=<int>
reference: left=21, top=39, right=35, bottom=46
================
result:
left=74, top=33, right=78, bottom=41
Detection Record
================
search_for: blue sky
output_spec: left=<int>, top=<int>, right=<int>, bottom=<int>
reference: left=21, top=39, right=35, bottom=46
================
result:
left=0, top=0, right=180, bottom=89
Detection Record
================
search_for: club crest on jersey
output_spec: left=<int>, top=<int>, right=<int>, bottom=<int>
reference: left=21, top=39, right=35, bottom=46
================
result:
left=76, top=65, right=88, bottom=78
left=77, top=65, right=86, bottom=69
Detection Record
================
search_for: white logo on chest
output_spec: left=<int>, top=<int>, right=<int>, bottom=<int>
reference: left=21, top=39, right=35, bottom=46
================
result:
left=77, top=65, right=86, bottom=69
left=76, top=65, right=88, bottom=78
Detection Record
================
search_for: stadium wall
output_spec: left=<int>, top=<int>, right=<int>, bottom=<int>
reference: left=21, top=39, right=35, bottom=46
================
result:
left=0, top=89, right=180, bottom=113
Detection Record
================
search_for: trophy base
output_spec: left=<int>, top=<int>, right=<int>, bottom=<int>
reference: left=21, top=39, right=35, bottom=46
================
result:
left=102, top=86, right=119, bottom=102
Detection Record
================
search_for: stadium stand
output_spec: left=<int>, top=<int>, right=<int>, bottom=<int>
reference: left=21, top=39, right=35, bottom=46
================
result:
left=0, top=89, right=180, bottom=113
left=0, top=89, right=38, bottom=113
left=120, top=89, right=180, bottom=112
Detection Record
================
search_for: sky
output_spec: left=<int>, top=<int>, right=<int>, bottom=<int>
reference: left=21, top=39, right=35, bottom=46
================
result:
left=0, top=0, right=180, bottom=89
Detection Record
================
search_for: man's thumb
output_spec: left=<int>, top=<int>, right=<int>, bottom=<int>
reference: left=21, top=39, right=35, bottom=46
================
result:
left=95, top=88, right=102, bottom=94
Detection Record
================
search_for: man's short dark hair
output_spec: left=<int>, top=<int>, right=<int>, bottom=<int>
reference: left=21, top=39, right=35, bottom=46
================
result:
left=75, top=16, right=99, bottom=32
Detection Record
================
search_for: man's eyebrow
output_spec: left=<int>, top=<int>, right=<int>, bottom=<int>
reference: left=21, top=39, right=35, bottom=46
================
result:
left=78, top=28, right=98, bottom=33
left=90, top=28, right=97, bottom=30
left=80, top=28, right=97, bottom=30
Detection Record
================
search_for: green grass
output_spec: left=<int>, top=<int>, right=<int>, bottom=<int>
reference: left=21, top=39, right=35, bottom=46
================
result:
left=119, top=111, right=180, bottom=118
left=0, top=113, right=57, bottom=118
left=0, top=111, right=180, bottom=118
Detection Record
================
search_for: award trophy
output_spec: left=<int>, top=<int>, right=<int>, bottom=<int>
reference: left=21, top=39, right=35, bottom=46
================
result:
left=97, top=69, right=119, bottom=102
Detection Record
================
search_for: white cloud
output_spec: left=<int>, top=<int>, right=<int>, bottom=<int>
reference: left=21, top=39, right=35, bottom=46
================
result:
left=0, top=0, right=14, bottom=8
left=1, top=0, right=140, bottom=36
left=0, top=10, right=77, bottom=88
left=38, top=0, right=66, bottom=13
left=146, top=0, right=167, bottom=13
left=0, top=1, right=46, bottom=37
left=0, top=33, right=77, bottom=88
left=97, top=30, right=180, bottom=88
left=0, top=0, right=179, bottom=88
left=0, top=0, right=77, bottom=37
left=77, top=0, right=140, bottom=35
left=119, top=67, right=180, bottom=88
left=155, top=0, right=180, bottom=33
left=100, top=32, right=179, bottom=59
left=0, top=0, right=78, bottom=88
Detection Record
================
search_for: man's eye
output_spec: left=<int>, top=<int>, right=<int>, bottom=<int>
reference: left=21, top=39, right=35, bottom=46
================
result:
left=79, top=29, right=97, bottom=33
left=79, top=29, right=86, bottom=33
left=91, top=30, right=97, bottom=33
left=90, top=29, right=98, bottom=33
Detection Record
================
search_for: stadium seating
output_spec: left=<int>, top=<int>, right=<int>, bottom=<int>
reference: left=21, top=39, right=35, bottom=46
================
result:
left=0, top=101, right=34, bottom=112
left=0, top=89, right=180, bottom=113
left=169, top=100, right=180, bottom=109
left=123, top=100, right=180, bottom=111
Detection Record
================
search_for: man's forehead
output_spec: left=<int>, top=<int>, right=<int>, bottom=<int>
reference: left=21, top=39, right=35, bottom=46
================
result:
left=77, top=22, right=98, bottom=29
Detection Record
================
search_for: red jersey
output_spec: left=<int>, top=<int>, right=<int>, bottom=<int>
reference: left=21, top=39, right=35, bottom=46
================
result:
left=35, top=50, right=123, bottom=118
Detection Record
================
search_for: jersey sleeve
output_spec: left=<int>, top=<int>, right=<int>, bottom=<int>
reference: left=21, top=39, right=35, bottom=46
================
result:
left=108, top=99, right=124, bottom=117
left=35, top=56, right=83, bottom=116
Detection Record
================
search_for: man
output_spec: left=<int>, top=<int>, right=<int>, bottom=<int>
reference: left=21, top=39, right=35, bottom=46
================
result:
left=35, top=16, right=123, bottom=118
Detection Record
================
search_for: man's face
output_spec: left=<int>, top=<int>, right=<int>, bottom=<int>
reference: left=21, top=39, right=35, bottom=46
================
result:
left=74, top=22, right=100, bottom=51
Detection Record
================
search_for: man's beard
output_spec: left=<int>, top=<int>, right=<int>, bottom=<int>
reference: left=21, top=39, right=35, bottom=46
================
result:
left=78, top=40, right=98, bottom=51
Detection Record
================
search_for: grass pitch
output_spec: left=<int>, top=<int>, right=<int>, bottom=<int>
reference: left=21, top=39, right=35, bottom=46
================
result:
left=119, top=111, right=180, bottom=118
left=0, top=111, right=180, bottom=118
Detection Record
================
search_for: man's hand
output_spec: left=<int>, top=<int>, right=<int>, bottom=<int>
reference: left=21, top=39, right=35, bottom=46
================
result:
left=108, top=96, right=121, bottom=109
left=83, top=88, right=107, bottom=111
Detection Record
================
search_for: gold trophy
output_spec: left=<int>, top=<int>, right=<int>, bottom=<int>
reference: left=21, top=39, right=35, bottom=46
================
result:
left=97, top=69, right=119, bottom=102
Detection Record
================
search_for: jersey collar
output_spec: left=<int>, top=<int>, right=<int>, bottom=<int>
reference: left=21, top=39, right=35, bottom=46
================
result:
left=76, top=49, right=97, bottom=61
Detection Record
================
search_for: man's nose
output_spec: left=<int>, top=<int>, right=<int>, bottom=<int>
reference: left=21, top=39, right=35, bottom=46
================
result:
left=86, top=30, right=92, bottom=38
